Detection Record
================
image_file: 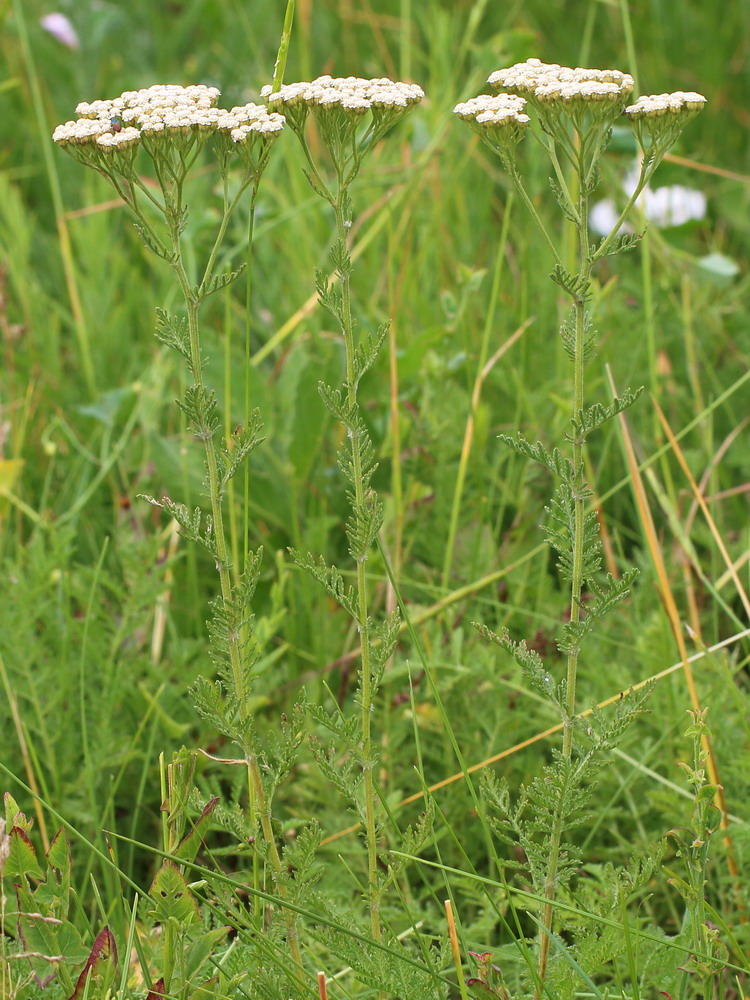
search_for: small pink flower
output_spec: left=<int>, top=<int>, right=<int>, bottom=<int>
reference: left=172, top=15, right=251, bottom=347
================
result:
left=40, top=13, right=80, bottom=50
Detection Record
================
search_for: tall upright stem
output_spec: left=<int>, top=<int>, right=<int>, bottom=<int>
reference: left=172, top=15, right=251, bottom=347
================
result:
left=534, top=170, right=591, bottom=999
left=170, top=234, right=305, bottom=983
left=333, top=186, right=381, bottom=944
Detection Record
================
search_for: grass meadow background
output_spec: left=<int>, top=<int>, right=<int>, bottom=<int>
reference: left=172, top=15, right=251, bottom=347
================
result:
left=1, top=0, right=750, bottom=992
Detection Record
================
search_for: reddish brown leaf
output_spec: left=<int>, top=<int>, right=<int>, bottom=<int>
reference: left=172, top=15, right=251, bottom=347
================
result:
left=67, top=927, right=118, bottom=1000
left=146, top=977, right=166, bottom=999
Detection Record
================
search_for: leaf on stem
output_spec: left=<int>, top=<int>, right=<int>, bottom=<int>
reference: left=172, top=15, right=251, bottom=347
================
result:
left=560, top=307, right=597, bottom=363
left=310, top=737, right=362, bottom=806
left=316, top=268, right=344, bottom=324
left=346, top=491, right=384, bottom=562
left=558, top=569, right=639, bottom=655
left=570, top=387, right=644, bottom=440
left=177, top=384, right=220, bottom=441
left=474, top=622, right=564, bottom=711
left=197, top=262, right=247, bottom=301
left=370, top=611, right=401, bottom=693
left=140, top=495, right=215, bottom=554
left=499, top=434, right=575, bottom=483
left=550, top=264, right=590, bottom=302
left=590, top=231, right=642, bottom=262
left=289, top=549, right=362, bottom=622
left=155, top=308, right=192, bottom=366
left=318, top=382, right=355, bottom=429
left=544, top=482, right=601, bottom=582
left=134, top=222, right=174, bottom=262
left=220, top=410, right=265, bottom=491
left=330, top=237, right=353, bottom=279
left=350, top=322, right=389, bottom=390
left=548, top=175, right=578, bottom=224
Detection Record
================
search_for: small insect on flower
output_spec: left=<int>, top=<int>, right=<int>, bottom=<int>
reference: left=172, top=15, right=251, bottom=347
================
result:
left=110, top=117, right=123, bottom=133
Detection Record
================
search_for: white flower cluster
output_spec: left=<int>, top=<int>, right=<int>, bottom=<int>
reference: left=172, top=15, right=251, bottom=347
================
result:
left=78, top=84, right=223, bottom=140
left=53, top=83, right=285, bottom=155
left=53, top=117, right=114, bottom=146
left=260, top=75, right=424, bottom=113
left=53, top=84, right=223, bottom=151
left=453, top=93, right=530, bottom=127
left=76, top=83, right=221, bottom=121
left=94, top=127, right=143, bottom=151
left=534, top=80, right=622, bottom=104
left=215, top=103, right=286, bottom=144
left=624, top=91, right=707, bottom=118
left=488, top=57, right=634, bottom=101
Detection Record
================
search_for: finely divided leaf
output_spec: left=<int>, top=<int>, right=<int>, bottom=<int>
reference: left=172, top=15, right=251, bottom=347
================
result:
left=558, top=569, right=639, bottom=655
left=289, top=549, right=361, bottom=622
left=198, top=263, right=247, bottom=300
left=570, top=387, right=644, bottom=439
left=219, top=410, right=265, bottom=491
left=155, top=308, right=192, bottom=365
left=499, top=433, right=575, bottom=482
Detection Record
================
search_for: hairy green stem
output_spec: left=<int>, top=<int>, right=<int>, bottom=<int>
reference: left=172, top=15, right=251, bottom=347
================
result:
left=534, top=170, right=591, bottom=1000
left=242, top=181, right=263, bottom=922
left=333, top=183, right=382, bottom=944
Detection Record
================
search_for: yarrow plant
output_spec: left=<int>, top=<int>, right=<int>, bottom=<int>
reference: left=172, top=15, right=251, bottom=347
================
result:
left=266, top=73, right=425, bottom=949
left=52, top=82, right=314, bottom=992
left=455, top=57, right=706, bottom=999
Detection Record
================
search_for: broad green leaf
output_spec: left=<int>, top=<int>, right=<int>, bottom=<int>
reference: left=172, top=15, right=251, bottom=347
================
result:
left=4, top=792, right=30, bottom=832
left=149, top=861, right=199, bottom=925
left=6, top=826, right=42, bottom=879
left=185, top=926, right=229, bottom=983
left=47, top=826, right=72, bottom=873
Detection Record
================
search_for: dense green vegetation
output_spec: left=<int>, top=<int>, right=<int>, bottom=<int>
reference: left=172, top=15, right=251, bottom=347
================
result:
left=1, top=1, right=749, bottom=998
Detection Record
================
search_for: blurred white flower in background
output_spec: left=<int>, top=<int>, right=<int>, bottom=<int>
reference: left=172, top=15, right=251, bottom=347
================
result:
left=40, top=12, right=80, bottom=50
left=590, top=161, right=706, bottom=235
